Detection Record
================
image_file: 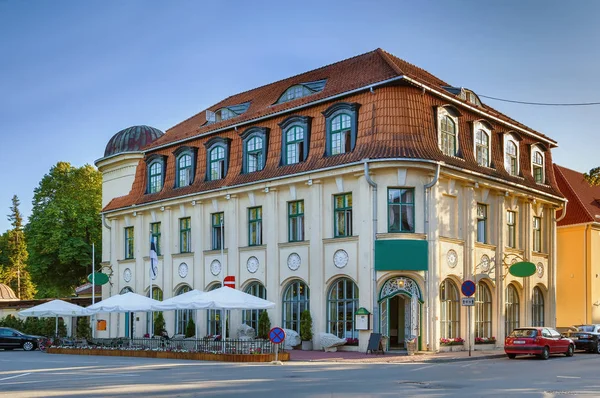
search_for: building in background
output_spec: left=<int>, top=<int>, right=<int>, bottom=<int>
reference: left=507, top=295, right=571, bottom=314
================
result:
left=95, top=49, right=565, bottom=351
left=555, top=165, right=600, bottom=326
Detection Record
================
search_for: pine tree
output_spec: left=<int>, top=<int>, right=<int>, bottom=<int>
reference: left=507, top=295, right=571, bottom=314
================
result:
left=3, top=195, right=36, bottom=299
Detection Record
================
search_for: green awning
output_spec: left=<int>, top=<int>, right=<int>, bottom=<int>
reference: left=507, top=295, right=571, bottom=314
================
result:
left=375, top=239, right=428, bottom=271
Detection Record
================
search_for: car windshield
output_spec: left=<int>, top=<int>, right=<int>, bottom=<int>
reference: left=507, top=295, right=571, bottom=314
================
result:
left=577, top=325, right=595, bottom=332
left=510, top=329, right=537, bottom=337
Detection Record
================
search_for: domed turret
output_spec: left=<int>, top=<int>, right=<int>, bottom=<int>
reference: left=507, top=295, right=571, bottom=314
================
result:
left=103, top=125, right=164, bottom=158
left=0, top=283, right=18, bottom=301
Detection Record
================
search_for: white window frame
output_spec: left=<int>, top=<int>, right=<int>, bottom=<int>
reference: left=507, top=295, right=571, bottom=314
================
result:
left=531, top=145, right=545, bottom=184
left=504, top=133, right=520, bottom=176
left=473, top=121, right=492, bottom=168
left=437, top=107, right=459, bottom=157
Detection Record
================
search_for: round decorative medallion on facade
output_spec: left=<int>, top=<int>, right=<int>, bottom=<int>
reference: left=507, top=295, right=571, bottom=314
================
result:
left=480, top=255, right=490, bottom=272
left=178, top=263, right=188, bottom=278
left=333, top=249, right=349, bottom=268
left=447, top=249, right=458, bottom=268
left=537, top=262, right=544, bottom=278
left=247, top=256, right=259, bottom=274
left=123, top=268, right=132, bottom=283
left=287, top=253, right=301, bottom=271
left=210, top=260, right=222, bottom=276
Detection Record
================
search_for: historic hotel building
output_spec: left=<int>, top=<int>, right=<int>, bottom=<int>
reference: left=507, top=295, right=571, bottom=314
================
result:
left=95, top=49, right=565, bottom=351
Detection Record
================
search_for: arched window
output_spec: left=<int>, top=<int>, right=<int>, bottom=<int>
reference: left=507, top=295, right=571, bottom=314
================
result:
left=241, top=127, right=268, bottom=174
left=149, top=161, right=163, bottom=193
left=279, top=115, right=311, bottom=165
left=242, top=282, right=267, bottom=331
left=440, top=279, right=460, bottom=338
left=275, top=80, right=326, bottom=104
left=210, top=146, right=225, bottom=181
left=207, top=283, right=223, bottom=336
left=505, top=139, right=518, bottom=176
left=282, top=280, right=310, bottom=333
left=327, top=278, right=359, bottom=339
left=505, top=284, right=520, bottom=334
left=175, top=285, right=193, bottom=335
left=475, top=282, right=492, bottom=338
left=246, top=136, right=263, bottom=173
left=440, top=116, right=457, bottom=156
left=323, top=102, right=360, bottom=156
left=532, top=287, right=545, bottom=327
left=146, top=287, right=163, bottom=336
left=532, top=150, right=544, bottom=184
left=475, top=129, right=490, bottom=167
left=177, top=154, right=192, bottom=187
left=330, top=114, right=352, bottom=155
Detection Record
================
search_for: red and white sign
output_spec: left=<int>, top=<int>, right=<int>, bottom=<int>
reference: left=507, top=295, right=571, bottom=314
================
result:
left=224, top=276, right=235, bottom=288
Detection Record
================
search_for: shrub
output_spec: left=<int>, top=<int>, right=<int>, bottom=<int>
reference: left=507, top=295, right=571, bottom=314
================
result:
left=153, top=312, right=166, bottom=337
left=76, top=317, right=91, bottom=340
left=185, top=318, right=196, bottom=338
left=257, top=311, right=271, bottom=339
left=299, top=310, right=313, bottom=341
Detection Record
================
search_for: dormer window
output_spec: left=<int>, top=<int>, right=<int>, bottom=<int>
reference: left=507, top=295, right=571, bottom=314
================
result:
left=173, top=146, right=198, bottom=188
left=241, top=127, right=269, bottom=174
left=531, top=147, right=545, bottom=184
left=216, top=108, right=234, bottom=122
left=323, top=102, right=360, bottom=156
left=276, top=79, right=326, bottom=104
left=279, top=116, right=311, bottom=165
left=204, top=137, right=231, bottom=181
left=437, top=106, right=460, bottom=157
left=473, top=121, right=492, bottom=168
left=146, top=154, right=167, bottom=194
left=504, top=134, right=520, bottom=176
left=206, top=102, right=251, bottom=125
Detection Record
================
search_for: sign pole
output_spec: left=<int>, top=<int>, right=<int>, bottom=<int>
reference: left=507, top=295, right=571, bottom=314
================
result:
left=468, top=305, right=471, bottom=357
left=92, top=243, right=95, bottom=339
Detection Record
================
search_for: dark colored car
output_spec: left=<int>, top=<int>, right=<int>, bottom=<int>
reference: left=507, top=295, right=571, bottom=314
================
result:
left=0, top=327, right=40, bottom=351
left=566, top=325, right=600, bottom=353
left=504, top=327, right=575, bottom=360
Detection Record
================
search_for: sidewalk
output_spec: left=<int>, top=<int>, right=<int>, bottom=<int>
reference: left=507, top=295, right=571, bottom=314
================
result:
left=288, top=348, right=506, bottom=364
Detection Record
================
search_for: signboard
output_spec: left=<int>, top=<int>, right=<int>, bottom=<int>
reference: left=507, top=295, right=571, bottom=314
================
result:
left=462, top=297, right=475, bottom=306
left=269, top=327, right=286, bottom=345
left=509, top=261, right=536, bottom=277
left=87, top=272, right=109, bottom=285
left=461, top=280, right=476, bottom=297
left=355, top=307, right=371, bottom=330
left=224, top=275, right=235, bottom=288
left=366, top=333, right=384, bottom=355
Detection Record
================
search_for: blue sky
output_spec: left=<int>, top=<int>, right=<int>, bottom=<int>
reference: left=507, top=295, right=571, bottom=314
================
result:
left=1, top=0, right=599, bottom=233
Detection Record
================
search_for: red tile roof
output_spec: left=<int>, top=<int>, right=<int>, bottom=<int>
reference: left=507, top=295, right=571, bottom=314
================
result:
left=554, top=164, right=600, bottom=226
left=102, top=49, right=564, bottom=212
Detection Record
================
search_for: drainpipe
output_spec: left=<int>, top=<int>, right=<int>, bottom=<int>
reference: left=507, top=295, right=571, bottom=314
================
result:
left=556, top=200, right=568, bottom=223
left=363, top=159, right=379, bottom=333
left=423, top=164, right=440, bottom=350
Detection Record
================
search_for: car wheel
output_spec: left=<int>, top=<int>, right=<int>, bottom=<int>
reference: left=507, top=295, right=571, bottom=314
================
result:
left=540, top=346, right=550, bottom=360
left=566, top=344, right=574, bottom=357
left=507, top=354, right=516, bottom=359
left=596, top=342, right=600, bottom=354
left=22, top=341, right=35, bottom=351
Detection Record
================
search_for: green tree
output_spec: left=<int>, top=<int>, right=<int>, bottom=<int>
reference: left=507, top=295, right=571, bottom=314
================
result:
left=300, top=310, right=313, bottom=341
left=26, top=162, right=102, bottom=297
left=1, top=195, right=36, bottom=299
left=154, top=312, right=166, bottom=337
left=75, top=317, right=91, bottom=340
left=257, top=311, right=271, bottom=339
left=185, top=318, right=196, bottom=338
left=584, top=167, right=600, bottom=186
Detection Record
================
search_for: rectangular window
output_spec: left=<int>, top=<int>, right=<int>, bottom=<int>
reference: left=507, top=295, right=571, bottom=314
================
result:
left=288, top=200, right=304, bottom=242
left=124, top=226, right=134, bottom=259
left=150, top=222, right=161, bottom=256
left=388, top=188, right=415, bottom=233
left=179, top=217, right=191, bottom=253
left=477, top=204, right=487, bottom=244
left=533, top=216, right=541, bottom=252
left=248, top=207, right=262, bottom=246
left=212, top=213, right=224, bottom=250
left=507, top=211, right=516, bottom=249
left=334, top=193, right=352, bottom=237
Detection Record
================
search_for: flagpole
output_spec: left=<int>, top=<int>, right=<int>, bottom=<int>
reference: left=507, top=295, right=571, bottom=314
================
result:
left=150, top=233, right=153, bottom=337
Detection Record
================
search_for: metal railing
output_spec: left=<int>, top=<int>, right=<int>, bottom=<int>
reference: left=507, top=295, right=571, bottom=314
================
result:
left=62, top=337, right=282, bottom=355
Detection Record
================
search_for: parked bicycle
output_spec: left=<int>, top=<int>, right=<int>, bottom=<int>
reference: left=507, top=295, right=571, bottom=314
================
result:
left=38, top=336, right=53, bottom=352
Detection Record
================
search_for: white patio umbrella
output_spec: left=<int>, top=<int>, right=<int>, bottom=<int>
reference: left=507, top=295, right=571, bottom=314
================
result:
left=85, top=292, right=159, bottom=314
left=150, top=289, right=211, bottom=311
left=202, top=286, right=275, bottom=310
left=18, top=299, right=90, bottom=336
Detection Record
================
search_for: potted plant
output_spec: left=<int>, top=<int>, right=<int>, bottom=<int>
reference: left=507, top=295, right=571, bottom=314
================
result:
left=257, top=311, right=271, bottom=340
left=300, top=310, right=313, bottom=351
left=185, top=318, right=196, bottom=338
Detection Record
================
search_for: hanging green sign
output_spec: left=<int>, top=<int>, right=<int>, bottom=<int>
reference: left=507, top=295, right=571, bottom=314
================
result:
left=509, top=261, right=536, bottom=277
left=87, top=272, right=109, bottom=285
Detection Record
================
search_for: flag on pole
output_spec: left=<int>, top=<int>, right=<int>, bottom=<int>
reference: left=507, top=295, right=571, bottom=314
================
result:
left=150, top=240, right=158, bottom=279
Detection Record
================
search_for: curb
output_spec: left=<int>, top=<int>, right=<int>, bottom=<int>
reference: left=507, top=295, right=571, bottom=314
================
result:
left=423, top=353, right=507, bottom=364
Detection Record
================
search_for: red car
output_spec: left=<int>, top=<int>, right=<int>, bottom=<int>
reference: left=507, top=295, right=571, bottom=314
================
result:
left=504, top=327, right=575, bottom=360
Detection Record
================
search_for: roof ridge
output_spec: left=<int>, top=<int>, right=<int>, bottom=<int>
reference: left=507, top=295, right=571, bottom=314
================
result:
left=376, top=48, right=406, bottom=76
left=554, top=164, right=595, bottom=223
left=165, top=48, right=382, bottom=135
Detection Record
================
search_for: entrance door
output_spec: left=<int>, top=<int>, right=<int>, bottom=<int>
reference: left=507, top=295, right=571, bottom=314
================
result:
left=389, top=296, right=407, bottom=348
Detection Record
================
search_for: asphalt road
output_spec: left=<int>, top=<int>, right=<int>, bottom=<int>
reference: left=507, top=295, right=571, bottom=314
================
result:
left=1, top=350, right=600, bottom=397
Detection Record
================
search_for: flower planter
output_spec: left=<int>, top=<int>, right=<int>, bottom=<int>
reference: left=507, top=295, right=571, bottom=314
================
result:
left=474, top=343, right=496, bottom=351
left=438, top=344, right=464, bottom=352
left=47, top=347, right=289, bottom=362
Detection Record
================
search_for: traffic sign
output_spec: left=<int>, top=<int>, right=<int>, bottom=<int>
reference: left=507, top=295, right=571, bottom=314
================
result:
left=224, top=275, right=235, bottom=288
left=462, top=297, right=475, bottom=306
left=461, top=280, right=476, bottom=297
left=269, top=327, right=286, bottom=345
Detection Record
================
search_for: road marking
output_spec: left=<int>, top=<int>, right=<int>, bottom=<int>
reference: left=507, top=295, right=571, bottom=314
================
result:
left=411, top=365, right=436, bottom=371
left=0, top=373, right=31, bottom=381
left=557, top=376, right=581, bottom=379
